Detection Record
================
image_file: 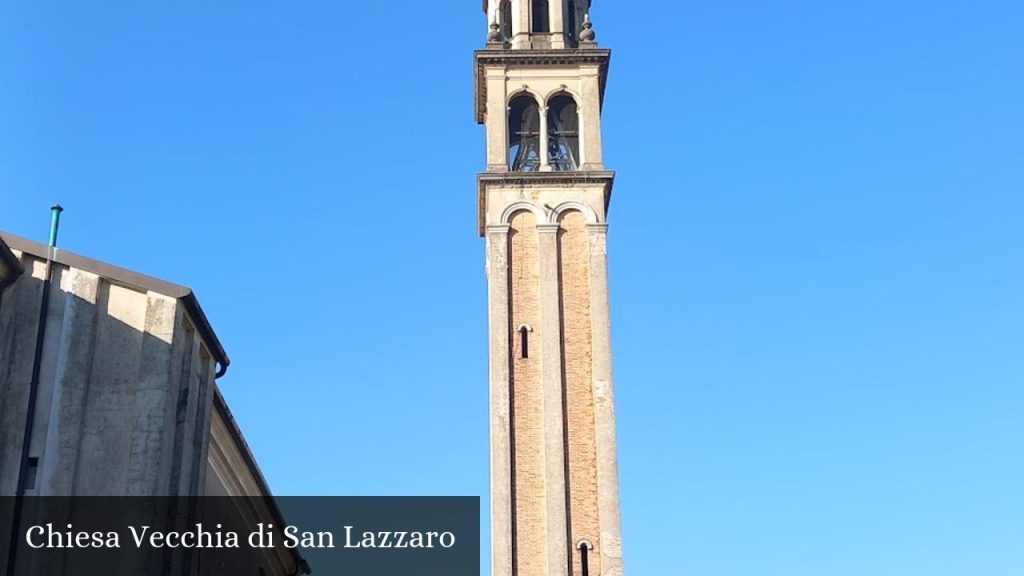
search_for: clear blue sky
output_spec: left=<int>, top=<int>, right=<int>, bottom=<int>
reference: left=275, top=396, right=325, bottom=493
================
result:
left=2, top=1, right=1022, bottom=574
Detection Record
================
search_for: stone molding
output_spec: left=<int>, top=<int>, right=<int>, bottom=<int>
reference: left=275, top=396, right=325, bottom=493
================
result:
left=474, top=48, right=611, bottom=124
left=549, top=200, right=601, bottom=225
left=477, top=171, right=615, bottom=236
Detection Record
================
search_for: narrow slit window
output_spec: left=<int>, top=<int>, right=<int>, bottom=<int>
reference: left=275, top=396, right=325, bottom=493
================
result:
left=577, top=540, right=593, bottom=576
left=25, top=457, right=39, bottom=490
left=519, top=325, right=531, bottom=358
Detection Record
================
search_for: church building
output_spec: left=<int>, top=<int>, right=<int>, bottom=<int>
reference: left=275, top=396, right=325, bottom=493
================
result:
left=475, top=2, right=624, bottom=576
left=0, top=229, right=308, bottom=576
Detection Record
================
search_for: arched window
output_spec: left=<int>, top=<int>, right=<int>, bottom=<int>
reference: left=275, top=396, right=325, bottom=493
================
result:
left=532, top=0, right=550, bottom=33
left=499, top=0, right=512, bottom=41
left=547, top=94, right=579, bottom=171
left=509, top=94, right=541, bottom=171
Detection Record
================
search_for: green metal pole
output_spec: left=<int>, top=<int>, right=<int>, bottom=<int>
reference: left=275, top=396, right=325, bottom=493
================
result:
left=49, top=204, right=63, bottom=249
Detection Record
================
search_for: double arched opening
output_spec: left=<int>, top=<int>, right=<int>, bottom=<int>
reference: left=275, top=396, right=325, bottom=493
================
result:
left=508, top=91, right=580, bottom=172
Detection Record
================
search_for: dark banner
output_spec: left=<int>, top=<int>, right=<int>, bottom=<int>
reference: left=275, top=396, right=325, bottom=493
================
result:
left=0, top=496, right=479, bottom=575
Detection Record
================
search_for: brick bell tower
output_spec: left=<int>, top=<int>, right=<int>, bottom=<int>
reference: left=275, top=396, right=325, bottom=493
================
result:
left=474, top=2, right=622, bottom=576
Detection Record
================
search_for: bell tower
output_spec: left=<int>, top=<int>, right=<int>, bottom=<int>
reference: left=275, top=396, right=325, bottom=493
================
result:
left=475, top=2, right=622, bottom=576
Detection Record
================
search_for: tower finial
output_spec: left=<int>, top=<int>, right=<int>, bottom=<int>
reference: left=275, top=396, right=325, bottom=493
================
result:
left=580, top=13, right=596, bottom=44
left=488, top=19, right=503, bottom=44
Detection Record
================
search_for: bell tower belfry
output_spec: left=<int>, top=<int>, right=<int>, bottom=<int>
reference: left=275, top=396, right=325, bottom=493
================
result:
left=475, top=2, right=622, bottom=576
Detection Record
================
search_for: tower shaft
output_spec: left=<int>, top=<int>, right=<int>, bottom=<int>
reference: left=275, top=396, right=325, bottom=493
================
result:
left=476, top=4, right=622, bottom=576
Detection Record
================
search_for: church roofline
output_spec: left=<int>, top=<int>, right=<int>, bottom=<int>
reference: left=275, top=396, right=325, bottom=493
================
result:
left=474, top=48, right=611, bottom=124
left=212, top=387, right=311, bottom=573
left=476, top=170, right=615, bottom=236
left=0, top=230, right=230, bottom=376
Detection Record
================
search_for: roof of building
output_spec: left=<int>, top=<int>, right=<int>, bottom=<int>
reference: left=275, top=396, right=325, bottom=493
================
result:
left=0, top=230, right=230, bottom=375
left=212, top=387, right=311, bottom=573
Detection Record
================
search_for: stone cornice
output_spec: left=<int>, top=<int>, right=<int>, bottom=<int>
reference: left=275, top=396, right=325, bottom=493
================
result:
left=479, top=170, right=615, bottom=187
left=477, top=170, right=615, bottom=236
left=474, top=48, right=611, bottom=124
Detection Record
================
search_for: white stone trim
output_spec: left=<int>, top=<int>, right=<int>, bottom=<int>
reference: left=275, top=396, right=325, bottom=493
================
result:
left=548, top=200, right=601, bottom=224
left=543, top=86, right=583, bottom=106
left=507, top=86, right=543, bottom=107
left=501, top=200, right=546, bottom=224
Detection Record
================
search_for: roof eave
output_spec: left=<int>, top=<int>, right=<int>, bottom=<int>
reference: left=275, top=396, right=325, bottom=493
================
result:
left=212, top=388, right=308, bottom=573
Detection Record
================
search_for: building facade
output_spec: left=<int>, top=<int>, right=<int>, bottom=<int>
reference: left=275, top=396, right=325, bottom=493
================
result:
left=475, top=2, right=623, bottom=576
left=0, top=231, right=307, bottom=576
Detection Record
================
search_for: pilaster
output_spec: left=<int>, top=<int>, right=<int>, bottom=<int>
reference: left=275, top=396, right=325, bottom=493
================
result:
left=488, top=68, right=511, bottom=171
left=512, top=0, right=530, bottom=49
left=549, top=1, right=566, bottom=49
left=580, top=67, right=604, bottom=170
left=539, top=106, right=551, bottom=171
left=587, top=223, right=623, bottom=576
left=538, top=223, right=569, bottom=576
left=487, top=224, right=514, bottom=576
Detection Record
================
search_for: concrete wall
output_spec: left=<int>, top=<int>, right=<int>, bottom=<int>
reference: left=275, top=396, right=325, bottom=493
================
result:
left=0, top=234, right=305, bottom=575
left=0, top=249, right=217, bottom=497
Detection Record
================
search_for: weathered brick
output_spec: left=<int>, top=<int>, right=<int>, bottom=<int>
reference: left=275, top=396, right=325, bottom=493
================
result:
left=509, top=210, right=547, bottom=576
left=559, top=211, right=601, bottom=576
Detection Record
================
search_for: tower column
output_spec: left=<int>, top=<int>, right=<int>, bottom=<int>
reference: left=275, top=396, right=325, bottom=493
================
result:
left=512, top=0, right=530, bottom=49
left=580, top=67, right=604, bottom=170
left=549, top=1, right=566, bottom=49
left=487, top=68, right=509, bottom=171
left=538, top=223, right=569, bottom=576
left=486, top=223, right=514, bottom=576
left=576, top=105, right=587, bottom=168
left=539, top=106, right=551, bottom=171
left=587, top=223, right=623, bottom=576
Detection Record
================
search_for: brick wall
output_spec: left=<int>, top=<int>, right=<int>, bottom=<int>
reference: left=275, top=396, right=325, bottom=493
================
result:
left=509, top=210, right=548, bottom=576
left=558, top=210, right=601, bottom=576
